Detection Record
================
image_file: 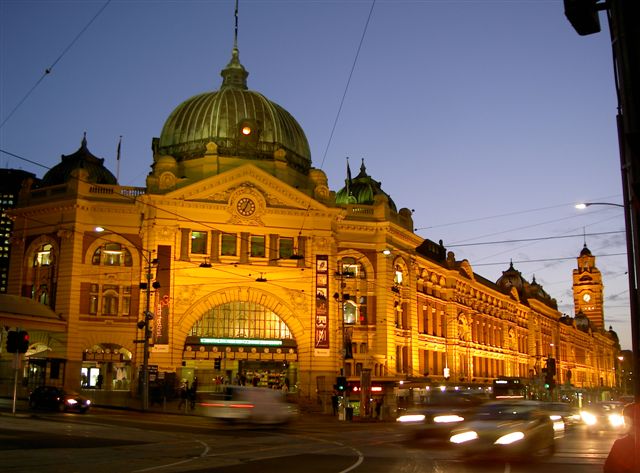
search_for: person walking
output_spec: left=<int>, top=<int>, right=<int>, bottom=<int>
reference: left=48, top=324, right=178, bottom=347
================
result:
left=177, top=379, right=189, bottom=411
left=603, top=402, right=639, bottom=473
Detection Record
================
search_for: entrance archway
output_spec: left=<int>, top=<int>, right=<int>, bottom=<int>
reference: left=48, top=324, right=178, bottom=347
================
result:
left=182, top=297, right=299, bottom=393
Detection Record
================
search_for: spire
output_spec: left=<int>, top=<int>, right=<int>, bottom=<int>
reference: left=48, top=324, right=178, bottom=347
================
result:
left=346, top=157, right=352, bottom=195
left=220, top=0, right=248, bottom=90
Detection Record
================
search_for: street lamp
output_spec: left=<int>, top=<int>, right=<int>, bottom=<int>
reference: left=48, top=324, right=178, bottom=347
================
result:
left=95, top=226, right=158, bottom=411
left=576, top=200, right=639, bottom=403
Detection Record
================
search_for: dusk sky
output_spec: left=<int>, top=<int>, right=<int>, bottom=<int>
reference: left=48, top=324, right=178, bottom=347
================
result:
left=0, top=1, right=630, bottom=349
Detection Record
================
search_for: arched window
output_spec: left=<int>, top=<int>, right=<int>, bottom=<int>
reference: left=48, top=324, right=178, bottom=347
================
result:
left=92, top=242, right=133, bottom=266
left=33, top=243, right=53, bottom=266
left=343, top=300, right=357, bottom=325
left=190, top=301, right=293, bottom=340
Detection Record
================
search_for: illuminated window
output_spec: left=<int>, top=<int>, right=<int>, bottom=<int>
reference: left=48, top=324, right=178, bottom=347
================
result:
left=190, top=301, right=293, bottom=340
left=221, top=233, right=237, bottom=256
left=343, top=300, right=357, bottom=325
left=92, top=243, right=132, bottom=266
left=191, top=231, right=208, bottom=254
left=341, top=257, right=364, bottom=278
left=34, top=244, right=53, bottom=266
left=394, top=267, right=403, bottom=285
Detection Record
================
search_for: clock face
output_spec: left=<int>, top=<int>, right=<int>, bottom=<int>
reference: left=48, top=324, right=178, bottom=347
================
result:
left=236, top=197, right=256, bottom=216
left=582, top=293, right=591, bottom=303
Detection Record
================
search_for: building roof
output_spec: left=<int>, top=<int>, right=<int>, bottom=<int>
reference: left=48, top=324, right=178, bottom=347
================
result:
left=40, top=134, right=117, bottom=187
left=156, top=47, right=311, bottom=174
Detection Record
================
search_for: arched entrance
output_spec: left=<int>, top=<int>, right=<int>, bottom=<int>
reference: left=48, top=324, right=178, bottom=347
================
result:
left=81, top=343, right=133, bottom=391
left=181, top=300, right=298, bottom=393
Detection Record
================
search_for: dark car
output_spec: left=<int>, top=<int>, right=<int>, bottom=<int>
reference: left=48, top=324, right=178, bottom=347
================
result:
left=449, top=400, right=555, bottom=460
left=28, top=386, right=91, bottom=413
left=396, top=390, right=487, bottom=441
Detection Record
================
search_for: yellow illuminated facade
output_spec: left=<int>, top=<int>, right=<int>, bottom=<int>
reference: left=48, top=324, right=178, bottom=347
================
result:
left=2, top=44, right=619, bottom=407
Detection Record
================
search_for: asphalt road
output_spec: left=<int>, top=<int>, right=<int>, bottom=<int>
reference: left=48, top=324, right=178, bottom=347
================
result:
left=0, top=405, right=620, bottom=473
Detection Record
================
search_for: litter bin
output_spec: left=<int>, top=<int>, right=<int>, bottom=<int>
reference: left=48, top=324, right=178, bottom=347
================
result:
left=345, top=406, right=353, bottom=421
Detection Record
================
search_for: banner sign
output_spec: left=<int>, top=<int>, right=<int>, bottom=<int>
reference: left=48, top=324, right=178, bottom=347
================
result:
left=315, top=255, right=330, bottom=355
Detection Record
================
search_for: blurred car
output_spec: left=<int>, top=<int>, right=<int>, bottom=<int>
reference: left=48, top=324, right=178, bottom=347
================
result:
left=580, top=401, right=626, bottom=433
left=449, top=400, right=555, bottom=460
left=197, top=386, right=297, bottom=425
left=396, top=390, right=487, bottom=440
left=28, top=386, right=91, bottom=413
left=543, top=402, right=582, bottom=431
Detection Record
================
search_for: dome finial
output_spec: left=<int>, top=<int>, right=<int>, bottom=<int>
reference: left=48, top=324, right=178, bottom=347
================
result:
left=221, top=0, right=248, bottom=89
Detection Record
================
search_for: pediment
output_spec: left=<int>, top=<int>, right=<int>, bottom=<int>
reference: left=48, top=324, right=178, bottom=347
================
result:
left=162, top=164, right=328, bottom=213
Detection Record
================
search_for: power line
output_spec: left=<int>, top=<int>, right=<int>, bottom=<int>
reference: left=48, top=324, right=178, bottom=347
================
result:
left=0, top=0, right=112, bottom=129
left=447, top=231, right=624, bottom=247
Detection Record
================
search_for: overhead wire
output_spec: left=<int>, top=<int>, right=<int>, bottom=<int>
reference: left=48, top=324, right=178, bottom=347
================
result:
left=0, top=0, right=112, bottom=130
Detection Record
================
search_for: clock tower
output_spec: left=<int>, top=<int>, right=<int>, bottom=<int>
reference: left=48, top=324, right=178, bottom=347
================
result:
left=572, top=244, right=605, bottom=329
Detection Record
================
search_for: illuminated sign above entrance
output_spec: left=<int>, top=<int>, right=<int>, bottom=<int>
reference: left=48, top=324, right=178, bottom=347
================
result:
left=199, top=338, right=283, bottom=347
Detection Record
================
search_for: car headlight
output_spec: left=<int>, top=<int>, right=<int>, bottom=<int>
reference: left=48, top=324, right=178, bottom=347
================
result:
left=66, top=399, right=78, bottom=406
left=397, top=414, right=426, bottom=423
left=495, top=431, right=525, bottom=445
left=434, top=414, right=464, bottom=424
left=581, top=411, right=597, bottom=425
left=450, top=431, right=478, bottom=444
left=608, top=413, right=625, bottom=428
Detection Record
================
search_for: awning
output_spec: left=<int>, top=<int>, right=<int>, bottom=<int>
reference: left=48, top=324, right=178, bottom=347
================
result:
left=0, top=295, right=67, bottom=332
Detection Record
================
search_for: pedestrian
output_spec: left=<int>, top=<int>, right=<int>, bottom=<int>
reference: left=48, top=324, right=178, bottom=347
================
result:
left=331, top=392, right=339, bottom=416
left=189, top=377, right=198, bottom=410
left=96, top=373, right=103, bottom=389
left=177, top=379, right=188, bottom=410
left=375, top=398, right=382, bottom=419
left=603, top=402, right=639, bottom=473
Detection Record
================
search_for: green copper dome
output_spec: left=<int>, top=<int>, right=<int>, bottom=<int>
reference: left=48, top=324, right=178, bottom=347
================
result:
left=157, top=48, right=311, bottom=174
left=335, top=159, right=397, bottom=212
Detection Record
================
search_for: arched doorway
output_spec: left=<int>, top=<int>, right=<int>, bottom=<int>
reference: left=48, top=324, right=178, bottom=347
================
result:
left=181, top=300, right=298, bottom=393
left=82, top=343, right=132, bottom=391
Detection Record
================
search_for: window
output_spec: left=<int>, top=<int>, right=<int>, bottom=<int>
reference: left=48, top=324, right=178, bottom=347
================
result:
left=394, top=267, right=403, bottom=285
left=250, top=235, right=265, bottom=258
left=92, top=243, right=132, bottom=266
left=341, top=257, right=365, bottom=278
left=279, top=237, right=294, bottom=259
left=191, top=231, right=208, bottom=254
left=102, top=285, right=119, bottom=316
left=34, top=244, right=53, bottom=266
left=89, top=284, right=99, bottom=315
left=343, top=300, right=357, bottom=325
left=221, top=233, right=237, bottom=256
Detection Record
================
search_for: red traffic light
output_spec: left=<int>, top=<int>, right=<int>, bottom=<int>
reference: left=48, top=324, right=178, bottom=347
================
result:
left=18, top=331, right=29, bottom=353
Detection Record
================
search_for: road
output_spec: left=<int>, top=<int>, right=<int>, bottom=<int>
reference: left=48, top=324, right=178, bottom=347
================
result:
left=0, top=407, right=619, bottom=473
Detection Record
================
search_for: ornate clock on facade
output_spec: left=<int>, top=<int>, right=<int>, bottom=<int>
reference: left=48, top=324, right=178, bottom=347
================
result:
left=582, top=293, right=591, bottom=303
left=236, top=197, right=256, bottom=216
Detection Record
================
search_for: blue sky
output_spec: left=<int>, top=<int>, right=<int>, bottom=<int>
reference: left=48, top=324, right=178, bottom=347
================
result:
left=0, top=1, right=630, bottom=349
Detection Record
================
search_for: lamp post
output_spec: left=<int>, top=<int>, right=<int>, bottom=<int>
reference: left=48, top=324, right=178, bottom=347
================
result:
left=576, top=201, right=639, bottom=403
left=95, top=226, right=157, bottom=411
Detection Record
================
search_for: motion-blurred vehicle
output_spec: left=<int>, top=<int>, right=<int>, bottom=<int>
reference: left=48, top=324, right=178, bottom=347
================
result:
left=543, top=402, right=582, bottom=431
left=28, top=386, right=91, bottom=413
left=396, top=389, right=487, bottom=440
left=580, top=401, right=626, bottom=433
left=449, top=400, right=555, bottom=460
left=198, top=386, right=297, bottom=425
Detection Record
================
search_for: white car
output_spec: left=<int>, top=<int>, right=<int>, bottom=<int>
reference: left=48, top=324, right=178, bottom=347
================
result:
left=198, top=386, right=297, bottom=425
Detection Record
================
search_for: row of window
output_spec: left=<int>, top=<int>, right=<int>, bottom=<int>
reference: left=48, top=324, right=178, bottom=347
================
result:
left=188, top=231, right=297, bottom=260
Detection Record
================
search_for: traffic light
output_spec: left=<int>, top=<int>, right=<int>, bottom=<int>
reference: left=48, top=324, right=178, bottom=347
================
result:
left=17, top=331, right=29, bottom=353
left=6, top=331, right=18, bottom=353
left=335, top=376, right=347, bottom=392
left=564, top=0, right=602, bottom=36
left=5, top=330, right=28, bottom=353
